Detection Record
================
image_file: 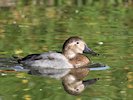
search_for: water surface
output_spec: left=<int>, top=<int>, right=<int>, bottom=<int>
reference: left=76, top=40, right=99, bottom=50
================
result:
left=0, top=2, right=133, bottom=100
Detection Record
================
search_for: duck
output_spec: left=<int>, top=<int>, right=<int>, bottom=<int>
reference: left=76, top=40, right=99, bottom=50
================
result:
left=17, top=36, right=99, bottom=79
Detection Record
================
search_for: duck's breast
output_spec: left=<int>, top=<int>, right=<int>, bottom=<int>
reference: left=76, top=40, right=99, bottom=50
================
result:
left=69, top=54, right=90, bottom=68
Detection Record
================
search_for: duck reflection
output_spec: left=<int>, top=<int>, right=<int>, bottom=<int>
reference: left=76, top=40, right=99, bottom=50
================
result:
left=27, top=66, right=99, bottom=95
left=62, top=67, right=99, bottom=95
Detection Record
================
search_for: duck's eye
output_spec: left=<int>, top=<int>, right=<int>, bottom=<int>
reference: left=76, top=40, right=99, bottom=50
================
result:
left=76, top=42, right=79, bottom=44
left=76, top=88, right=79, bottom=91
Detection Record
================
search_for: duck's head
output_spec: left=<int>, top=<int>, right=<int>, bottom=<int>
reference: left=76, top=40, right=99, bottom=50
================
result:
left=62, top=36, right=98, bottom=59
left=62, top=74, right=99, bottom=95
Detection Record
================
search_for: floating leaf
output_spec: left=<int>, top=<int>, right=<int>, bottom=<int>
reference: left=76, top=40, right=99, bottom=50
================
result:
left=14, top=49, right=23, bottom=54
left=127, top=84, right=133, bottom=89
left=23, top=94, right=31, bottom=100
left=22, top=79, right=29, bottom=84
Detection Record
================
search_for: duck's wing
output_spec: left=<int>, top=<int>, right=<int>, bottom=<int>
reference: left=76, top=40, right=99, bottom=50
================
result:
left=19, top=52, right=73, bottom=69
left=19, top=54, right=41, bottom=62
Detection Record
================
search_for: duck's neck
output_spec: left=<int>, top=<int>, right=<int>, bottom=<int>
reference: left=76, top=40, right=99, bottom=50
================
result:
left=63, top=50, right=76, bottom=59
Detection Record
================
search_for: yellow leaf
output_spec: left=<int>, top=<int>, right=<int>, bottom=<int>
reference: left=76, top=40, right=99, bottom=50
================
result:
left=127, top=84, right=133, bottom=89
left=14, top=49, right=23, bottom=54
left=23, top=94, right=31, bottom=100
left=22, top=79, right=28, bottom=84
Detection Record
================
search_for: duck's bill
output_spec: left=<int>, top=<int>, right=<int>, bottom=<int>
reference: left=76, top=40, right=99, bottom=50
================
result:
left=83, top=78, right=99, bottom=87
left=83, top=45, right=99, bottom=56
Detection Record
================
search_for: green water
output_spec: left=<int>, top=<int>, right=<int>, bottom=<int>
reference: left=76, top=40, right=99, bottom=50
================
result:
left=0, top=2, right=133, bottom=100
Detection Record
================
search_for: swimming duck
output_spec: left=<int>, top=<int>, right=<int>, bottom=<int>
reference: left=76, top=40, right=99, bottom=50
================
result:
left=18, top=36, right=99, bottom=79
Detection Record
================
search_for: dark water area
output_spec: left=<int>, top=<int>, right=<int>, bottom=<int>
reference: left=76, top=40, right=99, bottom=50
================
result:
left=0, top=1, right=133, bottom=100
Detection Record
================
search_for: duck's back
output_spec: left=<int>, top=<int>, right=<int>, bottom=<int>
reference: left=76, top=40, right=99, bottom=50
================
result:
left=19, top=52, right=73, bottom=69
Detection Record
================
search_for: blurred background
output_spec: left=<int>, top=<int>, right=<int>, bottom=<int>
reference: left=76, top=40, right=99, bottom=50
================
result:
left=0, top=0, right=133, bottom=100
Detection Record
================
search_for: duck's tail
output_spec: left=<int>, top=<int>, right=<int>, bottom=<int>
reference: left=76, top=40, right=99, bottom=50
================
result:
left=12, top=55, right=22, bottom=64
left=0, top=56, right=29, bottom=73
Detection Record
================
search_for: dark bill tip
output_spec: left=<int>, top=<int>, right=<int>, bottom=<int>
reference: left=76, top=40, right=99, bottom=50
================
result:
left=89, top=51, right=99, bottom=56
left=83, top=45, right=99, bottom=56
